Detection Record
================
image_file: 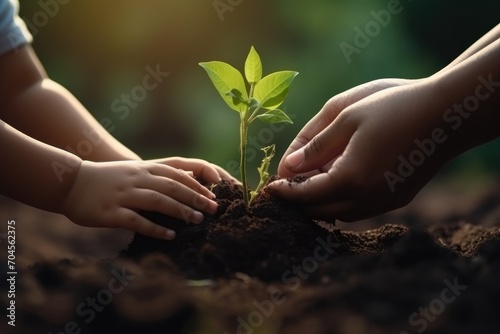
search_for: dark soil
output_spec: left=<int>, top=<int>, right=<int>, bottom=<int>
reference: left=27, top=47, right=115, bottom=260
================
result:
left=3, top=180, right=500, bottom=334
left=123, top=179, right=399, bottom=282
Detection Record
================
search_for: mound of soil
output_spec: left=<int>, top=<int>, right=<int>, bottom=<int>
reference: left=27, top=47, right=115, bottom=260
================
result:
left=3, top=180, right=500, bottom=334
left=123, top=179, right=406, bottom=281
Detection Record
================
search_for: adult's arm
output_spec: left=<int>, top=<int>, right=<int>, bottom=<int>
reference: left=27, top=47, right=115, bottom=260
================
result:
left=269, top=37, right=500, bottom=221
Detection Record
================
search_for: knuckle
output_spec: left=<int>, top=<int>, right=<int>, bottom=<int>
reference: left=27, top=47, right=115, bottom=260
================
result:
left=335, top=107, right=355, bottom=126
left=165, top=179, right=180, bottom=193
left=122, top=211, right=141, bottom=228
left=173, top=167, right=195, bottom=182
left=150, top=224, right=165, bottom=238
left=173, top=167, right=186, bottom=177
left=126, top=164, right=149, bottom=179
left=308, top=136, right=325, bottom=156
left=149, top=191, right=163, bottom=204
left=323, top=98, right=344, bottom=124
left=177, top=204, right=193, bottom=223
left=192, top=194, right=207, bottom=210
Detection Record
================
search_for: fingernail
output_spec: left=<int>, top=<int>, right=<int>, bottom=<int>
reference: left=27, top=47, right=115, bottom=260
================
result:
left=208, top=200, right=219, bottom=214
left=285, top=149, right=305, bottom=169
left=165, top=230, right=176, bottom=240
left=191, top=211, right=204, bottom=224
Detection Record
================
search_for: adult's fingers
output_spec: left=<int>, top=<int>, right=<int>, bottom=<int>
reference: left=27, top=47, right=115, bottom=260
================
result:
left=267, top=164, right=350, bottom=205
left=278, top=79, right=411, bottom=177
left=280, top=112, right=357, bottom=176
left=278, top=95, right=349, bottom=176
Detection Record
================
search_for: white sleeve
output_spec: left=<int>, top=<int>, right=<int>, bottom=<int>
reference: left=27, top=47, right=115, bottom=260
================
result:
left=0, top=0, right=32, bottom=55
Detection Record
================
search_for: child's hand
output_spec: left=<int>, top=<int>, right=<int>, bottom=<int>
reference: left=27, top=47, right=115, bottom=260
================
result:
left=151, top=157, right=240, bottom=185
left=60, top=160, right=222, bottom=240
left=268, top=78, right=452, bottom=221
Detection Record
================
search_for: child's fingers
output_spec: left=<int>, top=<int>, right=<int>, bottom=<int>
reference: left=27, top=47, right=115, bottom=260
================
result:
left=152, top=157, right=239, bottom=185
left=147, top=163, right=215, bottom=199
left=116, top=208, right=177, bottom=240
left=128, top=188, right=210, bottom=225
left=133, top=176, right=218, bottom=214
left=183, top=160, right=236, bottom=184
left=157, top=158, right=223, bottom=184
left=210, top=163, right=240, bottom=185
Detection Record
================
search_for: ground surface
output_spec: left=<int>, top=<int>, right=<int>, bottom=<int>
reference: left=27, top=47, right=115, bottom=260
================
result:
left=1, top=177, right=500, bottom=334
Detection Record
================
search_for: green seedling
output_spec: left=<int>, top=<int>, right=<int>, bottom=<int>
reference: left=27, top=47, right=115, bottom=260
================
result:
left=200, top=46, right=298, bottom=205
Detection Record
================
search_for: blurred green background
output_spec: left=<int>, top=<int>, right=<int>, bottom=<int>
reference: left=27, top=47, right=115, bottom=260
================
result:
left=19, top=0, right=499, bottom=185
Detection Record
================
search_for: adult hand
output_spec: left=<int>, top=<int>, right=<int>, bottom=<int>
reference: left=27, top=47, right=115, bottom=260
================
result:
left=60, top=160, right=220, bottom=240
left=277, top=78, right=417, bottom=178
left=268, top=78, right=453, bottom=221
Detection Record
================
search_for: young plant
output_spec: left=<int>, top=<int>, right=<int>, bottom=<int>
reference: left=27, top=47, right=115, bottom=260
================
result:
left=200, top=46, right=298, bottom=205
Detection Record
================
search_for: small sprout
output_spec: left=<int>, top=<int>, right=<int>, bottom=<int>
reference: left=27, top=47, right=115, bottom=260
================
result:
left=200, top=46, right=298, bottom=205
left=249, top=144, right=276, bottom=205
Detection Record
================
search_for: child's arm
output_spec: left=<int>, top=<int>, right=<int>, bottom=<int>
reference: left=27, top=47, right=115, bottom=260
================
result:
left=269, top=34, right=500, bottom=221
left=0, top=120, right=219, bottom=240
left=1, top=46, right=140, bottom=162
left=0, top=45, right=237, bottom=240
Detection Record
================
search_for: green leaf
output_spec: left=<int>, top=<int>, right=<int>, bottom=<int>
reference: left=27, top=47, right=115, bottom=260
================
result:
left=256, top=109, right=293, bottom=124
left=244, top=46, right=262, bottom=84
left=226, top=88, right=246, bottom=106
left=254, top=71, right=298, bottom=110
left=247, top=98, right=259, bottom=109
left=199, top=61, right=248, bottom=112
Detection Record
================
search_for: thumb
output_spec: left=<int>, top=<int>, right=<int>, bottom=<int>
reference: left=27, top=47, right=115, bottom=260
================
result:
left=282, top=115, right=356, bottom=174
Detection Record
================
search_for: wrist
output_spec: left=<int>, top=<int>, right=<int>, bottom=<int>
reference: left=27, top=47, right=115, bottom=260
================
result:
left=57, top=157, right=85, bottom=217
left=433, top=41, right=500, bottom=147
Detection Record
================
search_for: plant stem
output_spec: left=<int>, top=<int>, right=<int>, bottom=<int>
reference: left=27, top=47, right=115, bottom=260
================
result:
left=240, top=114, right=249, bottom=204
left=239, top=82, right=256, bottom=204
left=247, top=105, right=262, bottom=124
